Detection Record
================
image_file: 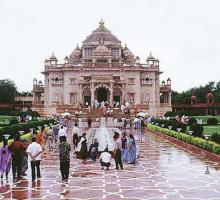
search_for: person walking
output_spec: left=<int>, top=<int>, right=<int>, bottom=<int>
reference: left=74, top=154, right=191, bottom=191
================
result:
left=100, top=148, right=111, bottom=170
left=58, top=125, right=67, bottom=140
left=59, top=136, right=71, bottom=182
left=0, top=140, right=12, bottom=180
left=72, top=123, right=79, bottom=149
left=37, top=126, right=46, bottom=149
left=88, top=117, right=92, bottom=128
left=26, top=137, right=43, bottom=181
left=9, top=134, right=26, bottom=180
left=79, top=133, right=87, bottom=163
left=113, top=134, right=123, bottom=170
left=126, top=134, right=136, bottom=164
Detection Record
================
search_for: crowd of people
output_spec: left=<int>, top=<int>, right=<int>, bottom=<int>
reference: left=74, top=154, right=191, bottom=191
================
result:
left=0, top=112, right=146, bottom=183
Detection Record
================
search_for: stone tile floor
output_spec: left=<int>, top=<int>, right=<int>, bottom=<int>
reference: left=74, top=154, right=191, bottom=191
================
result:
left=1, top=130, right=220, bottom=199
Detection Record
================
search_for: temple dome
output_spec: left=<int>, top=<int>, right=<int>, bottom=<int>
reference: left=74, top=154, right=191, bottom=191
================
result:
left=206, top=93, right=214, bottom=99
left=123, top=44, right=134, bottom=60
left=146, top=52, right=155, bottom=61
left=83, top=19, right=121, bottom=45
left=93, top=45, right=111, bottom=56
left=191, top=95, right=197, bottom=100
left=69, top=45, right=81, bottom=59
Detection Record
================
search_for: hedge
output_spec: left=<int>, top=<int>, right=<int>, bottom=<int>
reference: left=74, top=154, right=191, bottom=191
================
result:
left=0, top=119, right=55, bottom=142
left=147, top=123, right=220, bottom=154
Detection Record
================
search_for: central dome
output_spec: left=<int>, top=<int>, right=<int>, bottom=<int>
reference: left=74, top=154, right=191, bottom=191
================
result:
left=83, top=19, right=121, bottom=45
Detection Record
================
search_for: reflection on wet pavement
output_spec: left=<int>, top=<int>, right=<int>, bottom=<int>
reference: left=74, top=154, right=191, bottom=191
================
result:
left=0, top=129, right=220, bottom=199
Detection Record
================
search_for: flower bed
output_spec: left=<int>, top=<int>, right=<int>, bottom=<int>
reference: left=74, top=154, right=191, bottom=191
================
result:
left=147, top=123, right=220, bottom=154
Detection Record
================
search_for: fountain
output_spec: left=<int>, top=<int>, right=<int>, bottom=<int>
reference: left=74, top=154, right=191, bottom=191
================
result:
left=76, top=117, right=121, bottom=153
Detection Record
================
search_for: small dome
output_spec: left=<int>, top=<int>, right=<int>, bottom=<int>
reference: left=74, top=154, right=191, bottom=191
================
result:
left=191, top=95, right=197, bottom=100
left=69, top=45, right=81, bottom=59
left=206, top=93, right=214, bottom=99
left=123, top=44, right=134, bottom=59
left=49, top=52, right=58, bottom=61
left=146, top=52, right=155, bottom=61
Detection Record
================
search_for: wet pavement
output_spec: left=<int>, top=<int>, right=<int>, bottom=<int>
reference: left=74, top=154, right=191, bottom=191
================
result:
left=0, top=129, right=220, bottom=200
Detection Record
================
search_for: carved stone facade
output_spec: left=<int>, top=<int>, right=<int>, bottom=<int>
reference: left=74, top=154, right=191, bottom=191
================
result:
left=33, top=19, right=172, bottom=116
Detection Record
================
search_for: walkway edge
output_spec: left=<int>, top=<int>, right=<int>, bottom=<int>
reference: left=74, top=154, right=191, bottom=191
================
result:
left=147, top=128, right=220, bottom=163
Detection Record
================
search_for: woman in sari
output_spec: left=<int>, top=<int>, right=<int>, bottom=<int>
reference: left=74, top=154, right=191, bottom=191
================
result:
left=121, top=132, right=127, bottom=162
left=126, top=134, right=136, bottom=164
left=0, top=140, right=12, bottom=179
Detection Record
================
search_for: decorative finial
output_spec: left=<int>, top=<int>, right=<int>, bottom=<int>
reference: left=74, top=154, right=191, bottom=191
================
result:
left=99, top=18, right=104, bottom=28
left=149, top=51, right=152, bottom=56
left=76, top=43, right=79, bottom=49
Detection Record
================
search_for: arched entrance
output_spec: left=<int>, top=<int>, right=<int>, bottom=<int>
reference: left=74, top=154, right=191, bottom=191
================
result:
left=96, top=87, right=108, bottom=102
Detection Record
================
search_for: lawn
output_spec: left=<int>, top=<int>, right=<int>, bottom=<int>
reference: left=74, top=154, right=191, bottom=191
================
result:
left=191, top=115, right=220, bottom=124
left=0, top=115, right=16, bottom=126
left=203, top=125, right=220, bottom=135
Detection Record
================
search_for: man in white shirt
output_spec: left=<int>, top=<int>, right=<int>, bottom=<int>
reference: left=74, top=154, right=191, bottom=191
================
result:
left=26, top=137, right=43, bottom=181
left=100, top=148, right=111, bottom=170
left=58, top=126, right=67, bottom=140
left=72, top=123, right=79, bottom=148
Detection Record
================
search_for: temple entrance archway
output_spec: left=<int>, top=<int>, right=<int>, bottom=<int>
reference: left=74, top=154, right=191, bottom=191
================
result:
left=96, top=87, right=108, bottom=102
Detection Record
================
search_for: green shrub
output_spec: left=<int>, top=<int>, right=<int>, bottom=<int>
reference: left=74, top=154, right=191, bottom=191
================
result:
left=188, top=117, right=197, bottom=126
left=165, top=119, right=178, bottom=130
left=190, top=123, right=204, bottom=137
left=212, top=144, right=220, bottom=154
left=177, top=122, right=187, bottom=133
left=9, top=118, right=18, bottom=125
left=211, top=132, right=220, bottom=144
left=207, top=118, right=218, bottom=125
left=147, top=123, right=220, bottom=154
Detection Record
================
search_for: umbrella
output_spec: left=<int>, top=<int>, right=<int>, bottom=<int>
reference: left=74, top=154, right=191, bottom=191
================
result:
left=61, top=112, right=71, bottom=117
left=137, top=112, right=148, bottom=118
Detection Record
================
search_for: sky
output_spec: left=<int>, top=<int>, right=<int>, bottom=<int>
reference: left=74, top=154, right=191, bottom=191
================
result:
left=0, top=0, right=219, bottom=92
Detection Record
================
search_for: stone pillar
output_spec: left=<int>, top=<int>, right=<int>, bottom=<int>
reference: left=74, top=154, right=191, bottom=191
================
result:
left=168, top=92, right=171, bottom=106
left=110, top=83, right=113, bottom=106
left=78, top=84, right=83, bottom=105
left=91, top=88, right=95, bottom=108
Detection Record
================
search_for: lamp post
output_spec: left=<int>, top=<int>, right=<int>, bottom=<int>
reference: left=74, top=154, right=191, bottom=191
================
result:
left=203, top=134, right=211, bottom=150
left=3, top=134, right=10, bottom=140
left=177, top=128, right=182, bottom=133
left=188, top=130, right=193, bottom=143
left=18, top=131, right=24, bottom=136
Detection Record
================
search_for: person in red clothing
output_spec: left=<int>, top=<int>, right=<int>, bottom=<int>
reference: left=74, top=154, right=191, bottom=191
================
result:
left=8, top=134, right=26, bottom=179
left=37, top=126, right=46, bottom=149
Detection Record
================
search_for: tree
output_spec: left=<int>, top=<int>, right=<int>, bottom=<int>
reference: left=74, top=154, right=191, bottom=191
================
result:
left=172, top=81, right=220, bottom=104
left=0, top=79, right=17, bottom=104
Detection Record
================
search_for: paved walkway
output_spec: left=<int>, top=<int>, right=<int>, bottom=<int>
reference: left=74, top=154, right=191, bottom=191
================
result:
left=0, top=130, right=220, bottom=200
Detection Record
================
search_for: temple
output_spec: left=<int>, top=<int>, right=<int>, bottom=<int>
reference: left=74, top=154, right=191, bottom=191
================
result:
left=32, top=19, right=172, bottom=116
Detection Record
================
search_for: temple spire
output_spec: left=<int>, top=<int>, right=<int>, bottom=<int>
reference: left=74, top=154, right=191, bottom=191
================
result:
left=99, top=18, right=104, bottom=28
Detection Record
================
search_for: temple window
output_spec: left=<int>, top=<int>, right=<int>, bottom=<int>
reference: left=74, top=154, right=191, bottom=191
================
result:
left=70, top=78, right=76, bottom=84
left=128, top=78, right=135, bottom=84
left=128, top=93, right=135, bottom=103
left=51, top=77, right=63, bottom=85
left=112, top=48, right=120, bottom=58
left=83, top=48, right=92, bottom=58
left=70, top=93, right=77, bottom=104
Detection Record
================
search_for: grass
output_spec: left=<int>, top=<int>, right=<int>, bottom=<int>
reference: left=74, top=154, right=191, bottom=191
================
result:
left=203, top=125, right=220, bottom=135
left=187, top=125, right=220, bottom=136
left=191, top=115, right=220, bottom=124
left=0, top=115, right=15, bottom=121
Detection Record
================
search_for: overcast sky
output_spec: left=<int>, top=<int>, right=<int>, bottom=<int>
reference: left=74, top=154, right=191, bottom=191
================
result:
left=0, top=0, right=219, bottom=92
